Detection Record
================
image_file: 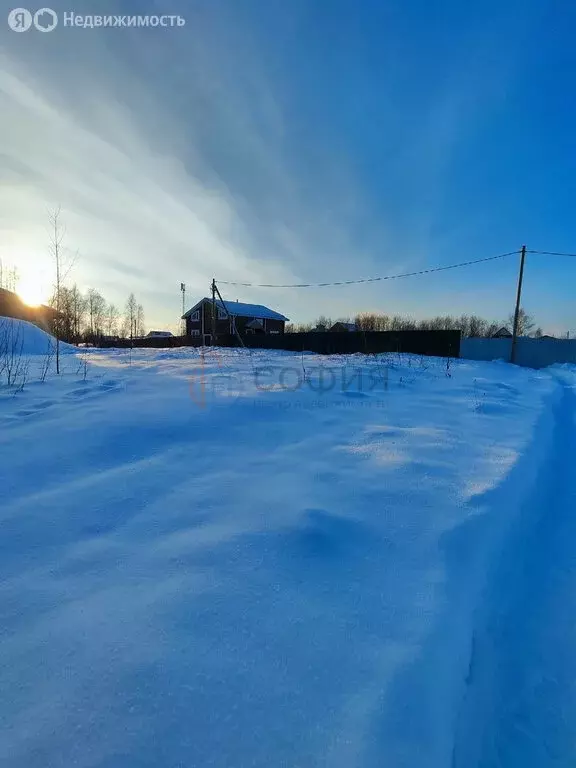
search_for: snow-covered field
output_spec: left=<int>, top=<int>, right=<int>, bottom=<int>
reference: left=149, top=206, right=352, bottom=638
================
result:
left=1, top=320, right=575, bottom=768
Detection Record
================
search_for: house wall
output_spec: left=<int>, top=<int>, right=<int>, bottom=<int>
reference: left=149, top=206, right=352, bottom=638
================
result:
left=186, top=301, right=224, bottom=338
left=461, top=337, right=576, bottom=369
left=185, top=300, right=285, bottom=338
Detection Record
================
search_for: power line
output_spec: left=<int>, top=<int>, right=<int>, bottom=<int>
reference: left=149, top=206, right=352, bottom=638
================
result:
left=526, top=249, right=576, bottom=258
left=216, top=250, right=519, bottom=289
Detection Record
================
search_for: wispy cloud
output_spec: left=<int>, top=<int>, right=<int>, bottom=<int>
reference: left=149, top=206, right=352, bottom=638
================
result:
left=0, top=0, right=525, bottom=327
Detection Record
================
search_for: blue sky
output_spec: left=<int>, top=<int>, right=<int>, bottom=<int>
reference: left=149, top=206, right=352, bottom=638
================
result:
left=1, top=0, right=575, bottom=333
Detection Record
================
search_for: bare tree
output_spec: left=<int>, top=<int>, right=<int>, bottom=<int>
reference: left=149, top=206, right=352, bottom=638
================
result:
left=314, top=315, right=332, bottom=330
left=289, top=310, right=504, bottom=338
left=57, top=287, right=75, bottom=341
left=136, top=304, right=145, bottom=337
left=86, top=289, right=107, bottom=338
left=70, top=285, right=87, bottom=340
left=124, top=293, right=138, bottom=342
left=285, top=322, right=313, bottom=333
left=2, top=266, right=20, bottom=292
left=105, top=303, right=120, bottom=336
left=0, top=320, right=25, bottom=387
left=468, top=315, right=488, bottom=338
left=508, top=307, right=535, bottom=337
left=355, top=312, right=391, bottom=331
left=39, top=338, right=56, bottom=382
left=48, top=207, right=65, bottom=374
left=485, top=322, right=501, bottom=338
left=47, top=207, right=79, bottom=371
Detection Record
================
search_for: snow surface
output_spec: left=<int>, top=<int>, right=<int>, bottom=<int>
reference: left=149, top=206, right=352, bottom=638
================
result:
left=0, top=317, right=76, bottom=356
left=1, top=327, right=574, bottom=768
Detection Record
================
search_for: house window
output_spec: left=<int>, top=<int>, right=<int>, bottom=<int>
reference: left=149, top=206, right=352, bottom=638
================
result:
left=218, top=308, right=227, bottom=320
left=190, top=310, right=200, bottom=322
left=190, top=329, right=200, bottom=337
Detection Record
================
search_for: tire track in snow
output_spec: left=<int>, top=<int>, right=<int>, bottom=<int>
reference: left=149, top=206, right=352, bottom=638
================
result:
left=453, top=379, right=576, bottom=768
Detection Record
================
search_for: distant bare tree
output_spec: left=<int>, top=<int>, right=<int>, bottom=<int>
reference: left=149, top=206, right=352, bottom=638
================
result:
left=468, top=315, right=488, bottom=337
left=124, top=294, right=138, bottom=341
left=57, top=286, right=85, bottom=342
left=485, top=322, right=500, bottom=338
left=285, top=322, right=313, bottom=333
left=508, top=307, right=535, bottom=337
left=70, top=285, right=87, bottom=340
left=2, top=266, right=20, bottom=292
left=313, top=315, right=332, bottom=330
left=86, top=289, right=106, bottom=338
left=57, top=287, right=74, bottom=341
left=389, top=315, right=407, bottom=331
left=288, top=311, right=504, bottom=338
left=136, top=304, right=145, bottom=337
left=355, top=312, right=391, bottom=331
left=106, top=303, right=120, bottom=336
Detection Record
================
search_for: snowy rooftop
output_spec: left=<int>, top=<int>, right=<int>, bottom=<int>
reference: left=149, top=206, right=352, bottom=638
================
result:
left=183, top=298, right=289, bottom=322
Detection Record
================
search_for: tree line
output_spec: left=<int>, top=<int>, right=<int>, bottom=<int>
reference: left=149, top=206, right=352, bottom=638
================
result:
left=52, top=286, right=146, bottom=343
left=286, top=308, right=541, bottom=338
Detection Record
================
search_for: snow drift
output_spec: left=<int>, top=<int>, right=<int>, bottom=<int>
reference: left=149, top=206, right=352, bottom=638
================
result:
left=0, top=316, right=75, bottom=356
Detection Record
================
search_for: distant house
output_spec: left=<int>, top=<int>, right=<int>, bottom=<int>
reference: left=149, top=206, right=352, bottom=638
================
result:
left=145, top=330, right=174, bottom=338
left=492, top=327, right=513, bottom=338
left=182, top=298, right=289, bottom=343
left=0, top=287, right=59, bottom=330
left=330, top=321, right=357, bottom=332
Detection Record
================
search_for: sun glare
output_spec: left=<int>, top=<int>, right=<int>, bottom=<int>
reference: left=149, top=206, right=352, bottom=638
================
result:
left=17, top=279, right=48, bottom=307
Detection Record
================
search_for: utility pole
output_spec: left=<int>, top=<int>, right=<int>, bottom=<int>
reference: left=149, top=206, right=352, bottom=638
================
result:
left=211, top=278, right=216, bottom=346
left=180, top=282, right=186, bottom=335
left=510, top=244, right=527, bottom=365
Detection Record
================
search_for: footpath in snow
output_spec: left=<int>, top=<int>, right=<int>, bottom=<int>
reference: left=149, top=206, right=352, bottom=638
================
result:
left=0, top=320, right=575, bottom=768
left=453, top=370, right=576, bottom=768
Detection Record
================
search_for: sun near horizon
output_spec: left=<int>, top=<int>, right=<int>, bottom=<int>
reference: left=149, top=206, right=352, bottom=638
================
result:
left=16, top=278, right=49, bottom=308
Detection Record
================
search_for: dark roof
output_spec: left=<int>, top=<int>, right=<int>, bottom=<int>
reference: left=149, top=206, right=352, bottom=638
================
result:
left=492, top=326, right=513, bottom=338
left=183, top=298, right=289, bottom=322
left=330, top=321, right=357, bottom=332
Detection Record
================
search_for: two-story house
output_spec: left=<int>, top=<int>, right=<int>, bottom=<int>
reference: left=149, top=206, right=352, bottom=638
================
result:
left=182, top=298, right=289, bottom=343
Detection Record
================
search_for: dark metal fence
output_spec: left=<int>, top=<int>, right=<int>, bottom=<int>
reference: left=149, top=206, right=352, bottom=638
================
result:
left=94, top=336, right=202, bottom=349
left=94, top=330, right=460, bottom=357
left=217, top=330, right=461, bottom=357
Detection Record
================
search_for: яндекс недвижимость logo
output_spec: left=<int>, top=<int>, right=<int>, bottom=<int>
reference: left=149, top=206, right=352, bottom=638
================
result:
left=7, top=8, right=185, bottom=30
left=8, top=7, right=58, bottom=31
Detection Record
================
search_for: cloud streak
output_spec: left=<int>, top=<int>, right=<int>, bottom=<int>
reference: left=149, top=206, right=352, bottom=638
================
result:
left=0, top=0, right=527, bottom=327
